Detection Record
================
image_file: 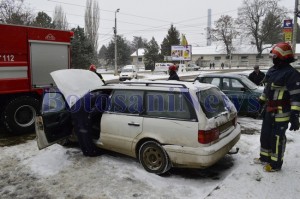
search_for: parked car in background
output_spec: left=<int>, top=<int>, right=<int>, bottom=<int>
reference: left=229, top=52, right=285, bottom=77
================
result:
left=187, top=63, right=200, bottom=71
left=195, top=73, right=264, bottom=117
left=36, top=69, right=240, bottom=175
left=119, top=65, right=138, bottom=81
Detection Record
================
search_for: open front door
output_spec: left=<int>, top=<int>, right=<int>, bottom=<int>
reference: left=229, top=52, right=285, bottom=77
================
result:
left=35, top=91, right=72, bottom=149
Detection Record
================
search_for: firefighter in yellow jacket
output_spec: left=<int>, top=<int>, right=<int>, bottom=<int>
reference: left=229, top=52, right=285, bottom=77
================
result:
left=255, top=42, right=300, bottom=172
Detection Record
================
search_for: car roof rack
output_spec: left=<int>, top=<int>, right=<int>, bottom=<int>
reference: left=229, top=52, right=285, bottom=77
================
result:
left=122, top=81, right=188, bottom=88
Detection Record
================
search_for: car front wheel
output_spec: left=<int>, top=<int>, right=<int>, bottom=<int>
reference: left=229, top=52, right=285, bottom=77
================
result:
left=138, top=141, right=171, bottom=174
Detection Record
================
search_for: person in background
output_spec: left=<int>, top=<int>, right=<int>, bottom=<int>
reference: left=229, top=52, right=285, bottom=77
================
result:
left=221, top=62, right=224, bottom=69
left=89, top=64, right=106, bottom=84
left=168, top=65, right=179, bottom=80
left=248, top=65, right=265, bottom=86
left=254, top=42, right=300, bottom=172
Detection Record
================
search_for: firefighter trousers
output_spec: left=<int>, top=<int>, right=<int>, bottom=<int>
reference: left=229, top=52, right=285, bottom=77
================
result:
left=260, top=112, right=288, bottom=169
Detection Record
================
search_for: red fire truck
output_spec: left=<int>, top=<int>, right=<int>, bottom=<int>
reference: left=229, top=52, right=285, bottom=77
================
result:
left=0, top=24, right=73, bottom=134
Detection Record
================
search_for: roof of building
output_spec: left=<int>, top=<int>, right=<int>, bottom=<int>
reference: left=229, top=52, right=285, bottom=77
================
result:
left=130, top=48, right=145, bottom=57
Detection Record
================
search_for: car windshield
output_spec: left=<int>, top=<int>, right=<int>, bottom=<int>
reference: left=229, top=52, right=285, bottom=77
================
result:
left=122, top=69, right=133, bottom=72
left=239, top=75, right=258, bottom=90
left=197, top=87, right=229, bottom=119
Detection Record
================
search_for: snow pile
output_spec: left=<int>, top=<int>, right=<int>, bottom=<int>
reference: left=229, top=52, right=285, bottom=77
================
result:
left=22, top=144, right=73, bottom=177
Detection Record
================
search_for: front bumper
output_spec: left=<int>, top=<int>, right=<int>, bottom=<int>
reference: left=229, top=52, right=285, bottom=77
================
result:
left=119, top=77, right=132, bottom=81
left=163, top=124, right=241, bottom=168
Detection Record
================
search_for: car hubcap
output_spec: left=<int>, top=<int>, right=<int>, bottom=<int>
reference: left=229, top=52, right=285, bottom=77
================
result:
left=14, top=105, right=36, bottom=127
left=143, top=147, right=163, bottom=171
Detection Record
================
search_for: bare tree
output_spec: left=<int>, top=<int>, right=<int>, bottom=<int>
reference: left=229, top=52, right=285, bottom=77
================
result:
left=237, top=0, right=287, bottom=57
left=211, top=15, right=239, bottom=57
left=0, top=0, right=34, bottom=25
left=53, top=5, right=68, bottom=30
left=85, top=0, right=100, bottom=54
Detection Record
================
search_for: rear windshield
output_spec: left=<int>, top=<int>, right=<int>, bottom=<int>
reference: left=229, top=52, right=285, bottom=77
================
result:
left=197, top=87, right=229, bottom=118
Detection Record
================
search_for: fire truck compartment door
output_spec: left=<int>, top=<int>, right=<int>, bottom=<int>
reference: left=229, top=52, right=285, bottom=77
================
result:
left=30, top=42, right=69, bottom=87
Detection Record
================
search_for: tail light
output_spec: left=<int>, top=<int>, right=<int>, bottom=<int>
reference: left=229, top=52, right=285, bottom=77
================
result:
left=198, top=128, right=220, bottom=144
left=198, top=117, right=236, bottom=144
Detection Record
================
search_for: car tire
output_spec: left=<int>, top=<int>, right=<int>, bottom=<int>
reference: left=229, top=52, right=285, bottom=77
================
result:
left=2, top=96, right=40, bottom=134
left=138, top=141, right=171, bottom=174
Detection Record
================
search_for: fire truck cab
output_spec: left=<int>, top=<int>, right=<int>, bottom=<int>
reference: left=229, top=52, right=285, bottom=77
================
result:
left=0, top=24, right=73, bottom=134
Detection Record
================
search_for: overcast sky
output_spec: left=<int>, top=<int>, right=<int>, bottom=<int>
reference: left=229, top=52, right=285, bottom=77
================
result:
left=26, top=0, right=295, bottom=49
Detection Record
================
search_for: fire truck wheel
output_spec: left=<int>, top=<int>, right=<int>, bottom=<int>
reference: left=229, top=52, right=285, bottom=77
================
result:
left=2, top=96, right=40, bottom=134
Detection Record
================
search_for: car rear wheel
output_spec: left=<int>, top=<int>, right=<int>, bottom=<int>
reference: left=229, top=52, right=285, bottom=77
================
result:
left=138, top=141, right=171, bottom=174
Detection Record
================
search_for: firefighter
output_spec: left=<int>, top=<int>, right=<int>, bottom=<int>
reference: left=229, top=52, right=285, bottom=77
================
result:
left=168, top=65, right=180, bottom=80
left=89, top=64, right=106, bottom=84
left=255, top=42, right=300, bottom=172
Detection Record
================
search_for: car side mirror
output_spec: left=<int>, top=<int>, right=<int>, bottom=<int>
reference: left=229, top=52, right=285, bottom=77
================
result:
left=241, top=87, right=247, bottom=92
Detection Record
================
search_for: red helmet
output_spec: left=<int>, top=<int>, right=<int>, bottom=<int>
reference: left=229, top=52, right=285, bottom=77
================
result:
left=169, top=65, right=177, bottom=71
left=270, top=42, right=294, bottom=61
left=89, top=64, right=97, bottom=72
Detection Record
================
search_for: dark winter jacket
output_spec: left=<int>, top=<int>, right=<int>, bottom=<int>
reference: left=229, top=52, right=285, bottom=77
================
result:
left=168, top=71, right=180, bottom=80
left=248, top=70, right=265, bottom=85
left=259, top=63, right=300, bottom=122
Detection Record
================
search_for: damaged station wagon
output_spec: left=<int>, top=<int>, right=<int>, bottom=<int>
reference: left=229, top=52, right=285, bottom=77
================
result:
left=35, top=69, right=240, bottom=174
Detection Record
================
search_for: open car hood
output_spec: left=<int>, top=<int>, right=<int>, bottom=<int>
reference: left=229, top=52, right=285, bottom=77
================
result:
left=50, top=69, right=104, bottom=107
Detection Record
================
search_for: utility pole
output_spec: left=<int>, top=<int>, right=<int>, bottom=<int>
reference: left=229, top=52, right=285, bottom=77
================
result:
left=133, top=36, right=139, bottom=70
left=292, top=0, right=299, bottom=54
left=114, top=8, right=120, bottom=76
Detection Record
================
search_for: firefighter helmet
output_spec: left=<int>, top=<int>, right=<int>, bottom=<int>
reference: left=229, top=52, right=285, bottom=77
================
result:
left=89, top=64, right=97, bottom=72
left=169, top=65, right=177, bottom=71
left=270, top=42, right=295, bottom=61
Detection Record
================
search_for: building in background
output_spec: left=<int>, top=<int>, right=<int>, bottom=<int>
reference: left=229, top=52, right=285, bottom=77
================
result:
left=131, top=44, right=300, bottom=69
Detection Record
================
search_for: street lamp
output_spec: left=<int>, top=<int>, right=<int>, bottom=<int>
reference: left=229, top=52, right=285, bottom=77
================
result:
left=114, top=8, right=120, bottom=76
left=133, top=36, right=139, bottom=70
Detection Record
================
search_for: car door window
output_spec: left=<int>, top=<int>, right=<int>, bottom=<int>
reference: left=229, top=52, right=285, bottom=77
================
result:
left=223, top=78, right=230, bottom=90
left=202, top=77, right=220, bottom=88
left=224, top=78, right=244, bottom=91
left=144, top=91, right=196, bottom=120
left=110, top=90, right=144, bottom=114
left=42, top=92, right=67, bottom=113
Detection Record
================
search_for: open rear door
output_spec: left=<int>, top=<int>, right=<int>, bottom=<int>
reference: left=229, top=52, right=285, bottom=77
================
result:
left=36, top=69, right=105, bottom=149
left=35, top=91, right=72, bottom=149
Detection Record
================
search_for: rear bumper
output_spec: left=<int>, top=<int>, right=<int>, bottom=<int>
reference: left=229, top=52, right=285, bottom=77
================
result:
left=163, top=124, right=241, bottom=168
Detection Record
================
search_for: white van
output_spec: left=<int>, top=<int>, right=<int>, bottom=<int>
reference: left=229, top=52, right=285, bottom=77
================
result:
left=119, top=65, right=138, bottom=81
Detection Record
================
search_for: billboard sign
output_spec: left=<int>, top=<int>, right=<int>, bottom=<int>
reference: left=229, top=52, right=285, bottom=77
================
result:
left=283, top=19, right=293, bottom=43
left=171, top=45, right=192, bottom=61
left=283, top=19, right=293, bottom=28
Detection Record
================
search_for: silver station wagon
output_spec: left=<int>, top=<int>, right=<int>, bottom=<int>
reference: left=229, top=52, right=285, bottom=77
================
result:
left=36, top=69, right=241, bottom=174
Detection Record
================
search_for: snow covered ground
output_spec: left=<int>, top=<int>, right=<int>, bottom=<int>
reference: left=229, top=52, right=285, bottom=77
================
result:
left=1, top=117, right=300, bottom=199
